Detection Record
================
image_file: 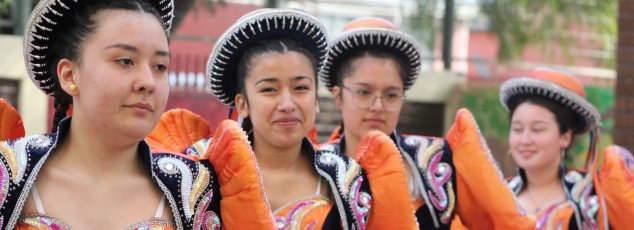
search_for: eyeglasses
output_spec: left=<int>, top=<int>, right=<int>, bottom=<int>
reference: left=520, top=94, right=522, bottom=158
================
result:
left=342, top=85, right=405, bottom=112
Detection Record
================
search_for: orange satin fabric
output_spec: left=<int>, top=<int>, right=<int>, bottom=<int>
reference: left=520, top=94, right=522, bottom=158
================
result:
left=0, top=98, right=25, bottom=141
left=146, top=109, right=213, bottom=153
left=147, top=111, right=276, bottom=229
left=206, top=120, right=276, bottom=229
left=598, top=145, right=634, bottom=230
left=355, top=130, right=418, bottom=230
left=446, top=108, right=535, bottom=230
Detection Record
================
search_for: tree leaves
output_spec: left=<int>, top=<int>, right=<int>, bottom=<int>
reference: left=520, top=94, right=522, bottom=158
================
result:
left=481, top=0, right=617, bottom=66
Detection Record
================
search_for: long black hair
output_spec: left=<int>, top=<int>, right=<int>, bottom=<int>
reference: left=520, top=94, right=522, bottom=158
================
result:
left=46, top=0, right=166, bottom=132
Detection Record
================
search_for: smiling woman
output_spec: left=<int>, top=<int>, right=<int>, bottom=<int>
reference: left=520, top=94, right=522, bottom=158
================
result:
left=169, top=8, right=418, bottom=229
left=0, top=0, right=242, bottom=229
left=501, top=67, right=634, bottom=229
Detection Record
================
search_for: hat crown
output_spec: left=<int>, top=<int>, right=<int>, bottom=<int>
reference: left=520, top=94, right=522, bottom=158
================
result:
left=527, top=68, right=586, bottom=98
left=343, top=17, right=397, bottom=31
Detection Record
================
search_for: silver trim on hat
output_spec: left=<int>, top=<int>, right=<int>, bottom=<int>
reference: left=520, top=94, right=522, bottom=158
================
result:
left=319, top=25, right=422, bottom=91
left=499, top=77, right=601, bottom=132
left=23, top=0, right=175, bottom=96
left=206, top=8, right=328, bottom=106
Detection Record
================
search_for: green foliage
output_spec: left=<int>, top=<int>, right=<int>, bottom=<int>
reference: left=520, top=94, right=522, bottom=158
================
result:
left=0, top=0, right=10, bottom=17
left=410, top=0, right=439, bottom=50
left=462, top=87, right=510, bottom=140
left=481, top=0, right=617, bottom=66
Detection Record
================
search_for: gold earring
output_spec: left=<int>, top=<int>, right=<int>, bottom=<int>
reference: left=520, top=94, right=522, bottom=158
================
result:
left=69, top=84, right=77, bottom=92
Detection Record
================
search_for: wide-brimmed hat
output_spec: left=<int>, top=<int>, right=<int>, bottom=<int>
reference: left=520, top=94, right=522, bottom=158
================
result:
left=206, top=8, right=328, bottom=106
left=319, top=17, right=422, bottom=91
left=499, top=67, right=600, bottom=133
left=23, top=0, right=174, bottom=96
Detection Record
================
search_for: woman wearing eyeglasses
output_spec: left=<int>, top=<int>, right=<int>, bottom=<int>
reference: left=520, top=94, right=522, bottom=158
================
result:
left=318, top=17, right=534, bottom=229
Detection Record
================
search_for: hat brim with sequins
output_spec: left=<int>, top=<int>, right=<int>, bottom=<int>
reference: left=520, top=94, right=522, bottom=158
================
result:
left=319, top=17, right=422, bottom=91
left=499, top=67, right=601, bottom=133
left=23, top=0, right=174, bottom=96
left=206, top=8, right=328, bottom=106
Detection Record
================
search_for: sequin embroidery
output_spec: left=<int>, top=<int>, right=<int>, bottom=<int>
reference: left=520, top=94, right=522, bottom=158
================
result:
left=349, top=177, right=370, bottom=228
left=316, top=151, right=369, bottom=230
left=157, top=157, right=195, bottom=217
left=192, top=185, right=219, bottom=229
left=190, top=164, right=210, bottom=212
left=408, top=136, right=455, bottom=225
left=18, top=215, right=71, bottom=229
left=274, top=197, right=329, bottom=230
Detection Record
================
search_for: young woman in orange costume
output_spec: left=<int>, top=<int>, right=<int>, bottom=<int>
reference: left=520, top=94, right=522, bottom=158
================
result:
left=154, top=8, right=416, bottom=230
left=0, top=0, right=272, bottom=229
left=500, top=67, right=634, bottom=229
left=319, top=17, right=534, bottom=229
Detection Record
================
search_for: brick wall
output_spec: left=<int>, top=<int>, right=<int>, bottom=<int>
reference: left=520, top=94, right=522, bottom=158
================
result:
left=616, top=0, right=634, bottom=151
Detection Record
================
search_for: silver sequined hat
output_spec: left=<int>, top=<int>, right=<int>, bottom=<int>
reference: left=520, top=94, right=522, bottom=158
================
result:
left=319, top=17, right=422, bottom=91
left=206, top=8, right=328, bottom=106
left=23, top=0, right=175, bottom=96
left=499, top=67, right=601, bottom=132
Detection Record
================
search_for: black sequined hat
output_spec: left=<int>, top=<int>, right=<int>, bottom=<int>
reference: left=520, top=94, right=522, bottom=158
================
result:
left=206, top=8, right=328, bottom=106
left=23, top=0, right=175, bottom=96
left=319, top=17, right=422, bottom=91
left=499, top=67, right=601, bottom=132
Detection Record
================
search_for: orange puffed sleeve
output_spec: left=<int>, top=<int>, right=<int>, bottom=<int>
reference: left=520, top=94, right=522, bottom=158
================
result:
left=446, top=108, right=534, bottom=229
left=0, top=98, right=24, bottom=141
left=146, top=109, right=213, bottom=153
left=355, top=130, right=417, bottom=229
left=598, top=145, right=634, bottom=230
left=205, top=119, right=275, bottom=229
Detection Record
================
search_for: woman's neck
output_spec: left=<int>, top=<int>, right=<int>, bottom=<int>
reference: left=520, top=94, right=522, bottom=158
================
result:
left=252, top=134, right=306, bottom=172
left=521, top=164, right=566, bottom=214
left=523, top=163, right=561, bottom=189
left=343, top=130, right=360, bottom=159
left=52, top=118, right=144, bottom=179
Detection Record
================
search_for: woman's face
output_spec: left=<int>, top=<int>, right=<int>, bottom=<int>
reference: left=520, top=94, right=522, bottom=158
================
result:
left=509, top=102, right=572, bottom=172
left=332, top=55, right=404, bottom=141
left=61, top=9, right=170, bottom=141
left=235, top=51, right=318, bottom=149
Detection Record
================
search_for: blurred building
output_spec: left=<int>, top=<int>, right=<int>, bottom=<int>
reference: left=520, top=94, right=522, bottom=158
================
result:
left=0, top=35, right=48, bottom=134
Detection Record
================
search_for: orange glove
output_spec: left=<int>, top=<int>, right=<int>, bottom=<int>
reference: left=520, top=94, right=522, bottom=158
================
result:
left=446, top=108, right=534, bottom=230
left=0, top=98, right=24, bottom=141
left=206, top=119, right=275, bottom=229
left=146, top=109, right=212, bottom=154
left=355, top=130, right=417, bottom=230
left=598, top=145, right=634, bottom=230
